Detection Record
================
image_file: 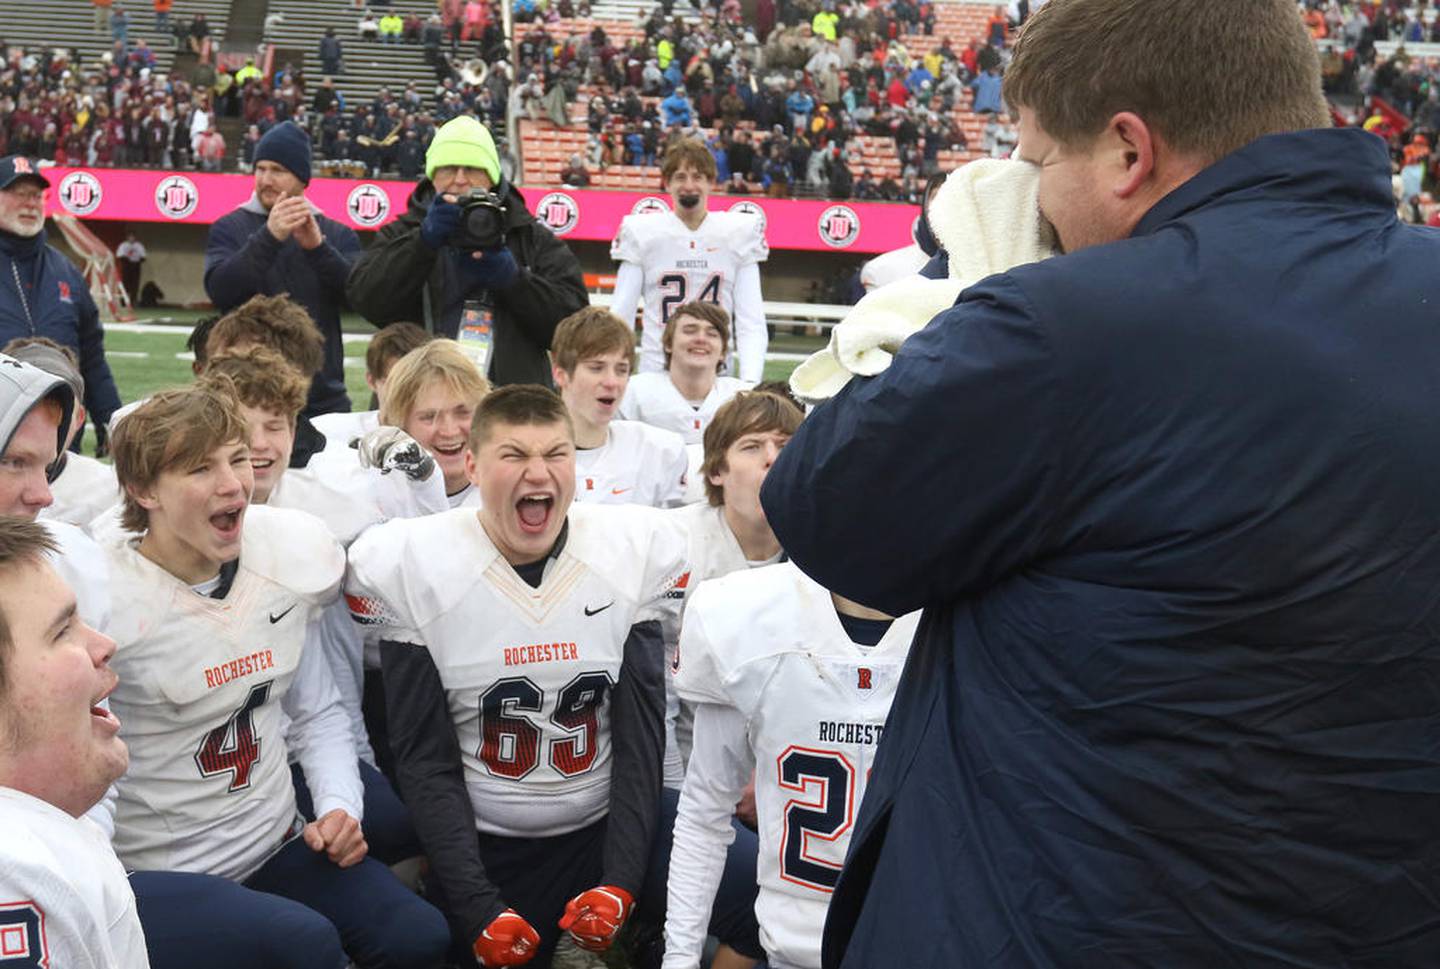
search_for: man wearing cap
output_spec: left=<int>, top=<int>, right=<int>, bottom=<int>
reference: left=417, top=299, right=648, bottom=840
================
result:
left=204, top=121, right=361, bottom=417
left=0, top=156, right=122, bottom=451
left=347, top=115, right=586, bottom=387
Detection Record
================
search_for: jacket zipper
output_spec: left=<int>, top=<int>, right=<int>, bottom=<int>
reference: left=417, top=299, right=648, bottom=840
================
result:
left=9, top=261, right=35, bottom=334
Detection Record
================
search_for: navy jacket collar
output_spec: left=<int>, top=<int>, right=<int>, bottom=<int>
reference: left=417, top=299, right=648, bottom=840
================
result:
left=0, top=226, right=46, bottom=260
left=1133, top=127, right=1394, bottom=238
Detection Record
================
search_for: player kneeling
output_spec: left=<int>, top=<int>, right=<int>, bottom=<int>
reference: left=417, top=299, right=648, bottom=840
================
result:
left=347, top=385, right=700, bottom=967
left=104, top=384, right=450, bottom=969
left=663, top=567, right=920, bottom=969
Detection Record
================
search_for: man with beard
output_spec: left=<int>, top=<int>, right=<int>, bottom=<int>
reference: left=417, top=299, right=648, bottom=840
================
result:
left=609, top=139, right=769, bottom=381
left=204, top=122, right=361, bottom=417
left=0, top=156, right=121, bottom=448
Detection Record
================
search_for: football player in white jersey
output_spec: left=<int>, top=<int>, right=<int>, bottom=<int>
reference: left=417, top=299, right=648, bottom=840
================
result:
left=665, top=564, right=920, bottom=969
left=0, top=518, right=151, bottom=969
left=105, top=384, right=450, bottom=969
left=3, top=338, right=121, bottom=529
left=198, top=346, right=441, bottom=868
left=619, top=301, right=752, bottom=447
left=377, top=339, right=493, bottom=508
left=311, top=322, right=433, bottom=455
left=552, top=307, right=689, bottom=509
left=610, top=139, right=769, bottom=380
left=664, top=390, right=804, bottom=784
left=347, top=385, right=759, bottom=968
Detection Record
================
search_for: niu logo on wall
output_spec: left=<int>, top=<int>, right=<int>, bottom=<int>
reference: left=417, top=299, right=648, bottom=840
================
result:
left=817, top=204, right=861, bottom=249
left=154, top=175, right=199, bottom=219
left=727, top=199, right=767, bottom=232
left=631, top=195, right=671, bottom=216
left=58, top=171, right=103, bottom=216
left=535, top=192, right=579, bottom=236
left=346, top=184, right=391, bottom=227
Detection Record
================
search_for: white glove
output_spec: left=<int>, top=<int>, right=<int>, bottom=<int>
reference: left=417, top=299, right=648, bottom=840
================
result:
left=353, top=426, right=436, bottom=482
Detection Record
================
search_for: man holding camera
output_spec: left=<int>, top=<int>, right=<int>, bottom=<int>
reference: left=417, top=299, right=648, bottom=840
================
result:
left=348, top=116, right=587, bottom=387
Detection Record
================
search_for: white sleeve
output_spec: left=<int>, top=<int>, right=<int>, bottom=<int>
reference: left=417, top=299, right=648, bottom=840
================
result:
left=663, top=672, right=686, bottom=789
left=315, top=598, right=377, bottom=766
left=660, top=439, right=690, bottom=509
left=610, top=259, right=645, bottom=326
left=662, top=702, right=754, bottom=969
left=282, top=619, right=365, bottom=822
left=732, top=262, right=767, bottom=382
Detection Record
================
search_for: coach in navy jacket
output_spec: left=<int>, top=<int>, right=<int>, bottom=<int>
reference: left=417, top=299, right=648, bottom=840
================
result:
left=763, top=3, right=1440, bottom=968
left=0, top=157, right=121, bottom=436
left=204, top=122, right=360, bottom=416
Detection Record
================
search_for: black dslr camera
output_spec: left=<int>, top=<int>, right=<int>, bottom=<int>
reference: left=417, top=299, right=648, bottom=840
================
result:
left=448, top=189, right=509, bottom=250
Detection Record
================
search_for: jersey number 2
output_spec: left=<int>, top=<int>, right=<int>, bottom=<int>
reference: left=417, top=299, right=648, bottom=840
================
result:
left=659, top=273, right=722, bottom=323
left=195, top=681, right=271, bottom=793
left=479, top=672, right=613, bottom=779
left=777, top=746, right=856, bottom=893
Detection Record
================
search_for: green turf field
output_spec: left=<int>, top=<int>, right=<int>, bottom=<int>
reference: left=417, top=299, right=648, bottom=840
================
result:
left=101, top=310, right=819, bottom=412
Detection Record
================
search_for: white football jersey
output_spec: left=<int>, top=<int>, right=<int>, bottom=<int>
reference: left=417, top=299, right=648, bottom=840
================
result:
left=310, top=409, right=380, bottom=457
left=667, top=563, right=919, bottom=969
left=105, top=505, right=350, bottom=881
left=0, top=788, right=150, bottom=969
left=345, top=504, right=689, bottom=838
left=41, top=520, right=111, bottom=634
left=611, top=210, right=768, bottom=374
left=661, top=501, right=755, bottom=785
left=269, top=453, right=448, bottom=547
left=266, top=458, right=446, bottom=764
left=619, top=372, right=752, bottom=446
left=574, top=420, right=689, bottom=509
left=41, top=452, right=119, bottom=530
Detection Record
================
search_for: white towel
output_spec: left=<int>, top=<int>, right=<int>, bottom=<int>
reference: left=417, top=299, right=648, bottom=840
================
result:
left=789, top=159, right=1058, bottom=403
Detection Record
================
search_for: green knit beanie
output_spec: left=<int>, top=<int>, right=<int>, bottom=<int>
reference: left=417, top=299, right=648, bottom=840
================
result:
left=425, top=116, right=502, bottom=186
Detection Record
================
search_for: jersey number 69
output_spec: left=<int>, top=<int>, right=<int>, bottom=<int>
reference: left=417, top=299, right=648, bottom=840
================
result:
left=479, top=672, right=614, bottom=779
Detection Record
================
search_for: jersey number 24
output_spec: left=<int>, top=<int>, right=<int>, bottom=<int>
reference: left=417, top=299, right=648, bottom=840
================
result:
left=659, top=272, right=722, bottom=323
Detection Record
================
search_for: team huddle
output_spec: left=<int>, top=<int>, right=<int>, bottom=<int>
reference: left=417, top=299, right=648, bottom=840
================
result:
left=0, top=236, right=911, bottom=969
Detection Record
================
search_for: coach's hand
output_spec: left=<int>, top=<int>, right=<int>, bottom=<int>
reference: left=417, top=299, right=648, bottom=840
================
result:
left=558, top=885, right=633, bottom=952
left=473, top=909, right=539, bottom=967
left=354, top=426, right=436, bottom=481
left=303, top=809, right=368, bottom=868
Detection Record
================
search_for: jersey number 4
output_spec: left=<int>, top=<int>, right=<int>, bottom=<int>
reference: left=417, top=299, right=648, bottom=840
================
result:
left=479, top=672, right=614, bottom=779
left=777, top=745, right=856, bottom=893
left=195, top=681, right=271, bottom=793
left=659, top=273, right=722, bottom=323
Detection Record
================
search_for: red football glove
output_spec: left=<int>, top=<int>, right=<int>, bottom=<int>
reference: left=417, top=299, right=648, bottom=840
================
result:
left=472, top=909, right=540, bottom=967
left=557, top=885, right=634, bottom=952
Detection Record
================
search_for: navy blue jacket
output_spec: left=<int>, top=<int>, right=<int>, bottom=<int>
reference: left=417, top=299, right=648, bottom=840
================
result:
left=763, top=128, right=1440, bottom=968
left=0, top=229, right=122, bottom=427
left=203, top=201, right=360, bottom=416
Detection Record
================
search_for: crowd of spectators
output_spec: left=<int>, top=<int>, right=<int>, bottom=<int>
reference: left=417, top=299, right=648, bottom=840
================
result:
left=505, top=0, right=1022, bottom=198
left=0, top=0, right=1028, bottom=200
left=1303, top=1, right=1440, bottom=224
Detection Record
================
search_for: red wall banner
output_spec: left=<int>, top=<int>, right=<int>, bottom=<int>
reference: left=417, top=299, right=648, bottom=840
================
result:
left=40, top=167, right=920, bottom=254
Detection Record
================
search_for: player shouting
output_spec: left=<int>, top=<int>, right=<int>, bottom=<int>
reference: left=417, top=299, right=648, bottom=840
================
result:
left=104, top=383, right=449, bottom=969
left=347, top=385, right=759, bottom=967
